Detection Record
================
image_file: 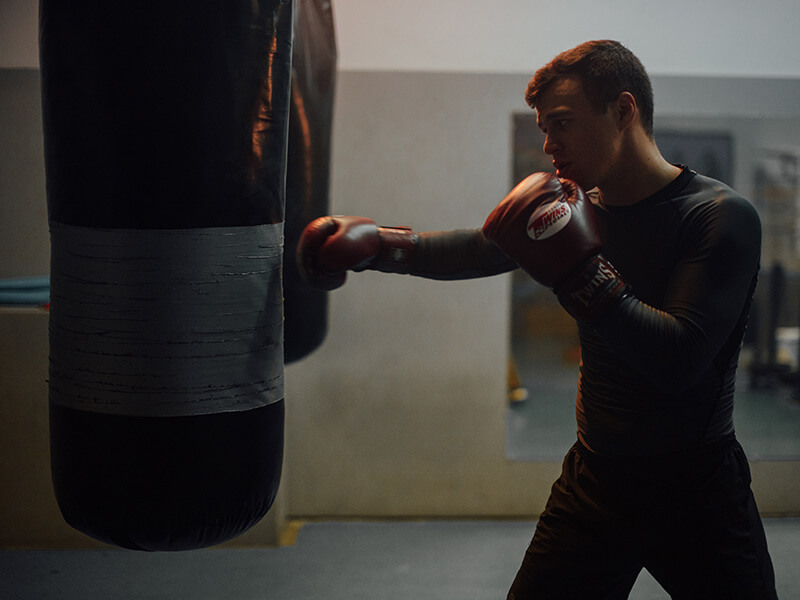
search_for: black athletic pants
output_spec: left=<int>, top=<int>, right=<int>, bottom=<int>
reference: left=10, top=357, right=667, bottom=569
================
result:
left=508, top=436, right=778, bottom=599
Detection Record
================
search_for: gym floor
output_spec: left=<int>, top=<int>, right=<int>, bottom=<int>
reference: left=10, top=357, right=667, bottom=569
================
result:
left=1, top=518, right=798, bottom=599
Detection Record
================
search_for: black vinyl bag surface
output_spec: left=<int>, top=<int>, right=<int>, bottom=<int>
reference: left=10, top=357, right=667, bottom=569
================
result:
left=40, top=0, right=293, bottom=551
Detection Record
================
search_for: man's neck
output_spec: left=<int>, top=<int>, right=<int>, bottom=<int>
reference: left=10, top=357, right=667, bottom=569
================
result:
left=597, top=139, right=681, bottom=207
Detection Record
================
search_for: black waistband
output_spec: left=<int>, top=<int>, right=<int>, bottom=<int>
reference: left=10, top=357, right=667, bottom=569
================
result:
left=575, top=433, right=737, bottom=471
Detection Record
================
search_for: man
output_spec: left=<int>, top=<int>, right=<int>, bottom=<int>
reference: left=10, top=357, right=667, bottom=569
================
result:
left=297, top=40, right=777, bottom=599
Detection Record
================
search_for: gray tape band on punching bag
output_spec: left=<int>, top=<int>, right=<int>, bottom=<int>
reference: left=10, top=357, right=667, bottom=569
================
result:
left=49, top=222, right=284, bottom=417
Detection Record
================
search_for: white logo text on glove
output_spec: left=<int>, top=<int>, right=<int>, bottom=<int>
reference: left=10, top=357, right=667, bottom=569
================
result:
left=527, top=200, right=571, bottom=241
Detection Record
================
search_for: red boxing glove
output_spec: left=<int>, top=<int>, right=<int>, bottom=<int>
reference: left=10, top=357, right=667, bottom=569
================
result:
left=483, top=172, right=628, bottom=321
left=297, top=215, right=418, bottom=290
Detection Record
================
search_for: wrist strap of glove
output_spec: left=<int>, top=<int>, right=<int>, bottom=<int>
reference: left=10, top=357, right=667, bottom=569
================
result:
left=360, top=226, right=419, bottom=274
left=555, top=254, right=629, bottom=322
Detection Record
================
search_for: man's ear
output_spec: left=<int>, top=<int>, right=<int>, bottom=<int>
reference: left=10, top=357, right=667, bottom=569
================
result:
left=615, top=91, right=637, bottom=131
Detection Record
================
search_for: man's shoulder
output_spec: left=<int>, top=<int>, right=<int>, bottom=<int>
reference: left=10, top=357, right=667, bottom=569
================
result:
left=675, top=172, right=757, bottom=218
left=675, top=172, right=761, bottom=244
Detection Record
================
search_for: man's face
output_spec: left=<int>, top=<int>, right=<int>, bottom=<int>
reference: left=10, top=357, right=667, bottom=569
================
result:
left=535, top=75, right=621, bottom=191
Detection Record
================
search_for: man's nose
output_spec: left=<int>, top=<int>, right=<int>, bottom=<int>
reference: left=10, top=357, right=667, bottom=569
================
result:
left=542, top=134, right=559, bottom=156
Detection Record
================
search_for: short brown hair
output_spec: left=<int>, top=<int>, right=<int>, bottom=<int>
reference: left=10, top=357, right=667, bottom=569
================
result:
left=526, top=40, right=654, bottom=137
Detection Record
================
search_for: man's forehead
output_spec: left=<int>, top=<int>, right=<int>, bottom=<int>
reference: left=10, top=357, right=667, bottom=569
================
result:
left=535, top=77, right=588, bottom=123
left=537, top=76, right=584, bottom=107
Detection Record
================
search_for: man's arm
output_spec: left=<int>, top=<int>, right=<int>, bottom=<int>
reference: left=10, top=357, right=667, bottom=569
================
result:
left=482, top=172, right=762, bottom=394
left=594, top=193, right=761, bottom=393
left=297, top=216, right=516, bottom=290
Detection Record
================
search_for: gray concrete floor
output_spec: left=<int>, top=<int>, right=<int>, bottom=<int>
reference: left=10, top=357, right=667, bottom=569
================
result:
left=2, top=518, right=799, bottom=599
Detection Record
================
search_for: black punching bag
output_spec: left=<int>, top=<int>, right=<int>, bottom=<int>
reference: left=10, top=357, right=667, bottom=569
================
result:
left=40, top=0, right=293, bottom=551
left=283, top=0, right=337, bottom=363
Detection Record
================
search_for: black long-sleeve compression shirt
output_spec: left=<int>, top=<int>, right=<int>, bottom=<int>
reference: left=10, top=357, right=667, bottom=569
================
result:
left=580, top=168, right=760, bottom=457
left=404, top=167, right=760, bottom=458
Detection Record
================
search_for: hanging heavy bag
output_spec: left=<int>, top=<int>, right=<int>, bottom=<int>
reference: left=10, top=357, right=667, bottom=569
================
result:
left=40, top=0, right=293, bottom=551
left=283, top=0, right=337, bottom=363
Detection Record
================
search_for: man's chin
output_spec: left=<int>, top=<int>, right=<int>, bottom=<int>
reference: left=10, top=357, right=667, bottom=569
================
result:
left=558, top=170, right=591, bottom=190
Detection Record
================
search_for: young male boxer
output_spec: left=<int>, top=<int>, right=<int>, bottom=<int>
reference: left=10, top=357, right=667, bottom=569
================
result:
left=297, top=40, right=777, bottom=599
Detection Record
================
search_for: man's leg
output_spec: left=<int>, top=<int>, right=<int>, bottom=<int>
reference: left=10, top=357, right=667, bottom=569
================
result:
left=643, top=441, right=777, bottom=600
left=507, top=444, right=642, bottom=600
